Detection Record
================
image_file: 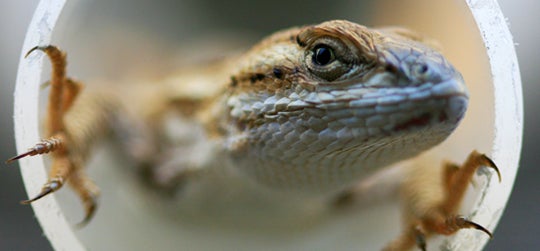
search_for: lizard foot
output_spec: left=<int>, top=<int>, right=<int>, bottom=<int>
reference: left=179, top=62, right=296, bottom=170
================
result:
left=7, top=45, right=99, bottom=226
left=383, top=151, right=500, bottom=251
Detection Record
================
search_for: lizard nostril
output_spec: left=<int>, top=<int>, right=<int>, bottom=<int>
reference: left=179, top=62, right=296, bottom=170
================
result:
left=412, top=63, right=430, bottom=78
left=418, top=64, right=428, bottom=74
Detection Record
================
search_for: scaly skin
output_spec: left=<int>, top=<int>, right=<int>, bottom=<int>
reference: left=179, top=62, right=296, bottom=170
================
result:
left=10, top=20, right=500, bottom=250
left=218, top=21, right=468, bottom=193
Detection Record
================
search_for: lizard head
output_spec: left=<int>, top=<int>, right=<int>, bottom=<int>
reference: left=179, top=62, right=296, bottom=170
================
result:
left=225, top=20, right=468, bottom=193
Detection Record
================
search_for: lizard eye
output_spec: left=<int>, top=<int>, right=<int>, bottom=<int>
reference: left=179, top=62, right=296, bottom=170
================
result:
left=313, top=45, right=335, bottom=66
left=305, top=39, right=352, bottom=82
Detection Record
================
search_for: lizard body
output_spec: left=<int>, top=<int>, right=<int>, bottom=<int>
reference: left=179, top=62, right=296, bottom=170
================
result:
left=11, top=20, right=499, bottom=250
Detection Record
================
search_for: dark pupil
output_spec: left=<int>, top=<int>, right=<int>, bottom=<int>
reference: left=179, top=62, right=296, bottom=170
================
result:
left=313, top=46, right=334, bottom=66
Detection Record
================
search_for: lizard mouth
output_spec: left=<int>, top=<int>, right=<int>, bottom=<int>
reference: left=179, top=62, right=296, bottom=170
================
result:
left=393, top=112, right=434, bottom=131
left=392, top=95, right=468, bottom=132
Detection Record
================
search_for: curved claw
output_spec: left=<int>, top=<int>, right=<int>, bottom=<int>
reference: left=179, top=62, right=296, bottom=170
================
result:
left=20, top=187, right=54, bottom=204
left=5, top=138, right=63, bottom=164
left=456, top=216, right=493, bottom=239
left=20, top=178, right=63, bottom=204
left=70, top=174, right=100, bottom=228
left=75, top=198, right=97, bottom=228
left=480, top=154, right=502, bottom=183
left=25, top=45, right=54, bottom=58
left=76, top=203, right=97, bottom=228
left=6, top=151, right=35, bottom=164
left=75, top=195, right=98, bottom=228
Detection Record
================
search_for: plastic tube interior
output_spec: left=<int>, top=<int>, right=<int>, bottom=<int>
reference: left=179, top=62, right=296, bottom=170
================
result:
left=14, top=0, right=521, bottom=250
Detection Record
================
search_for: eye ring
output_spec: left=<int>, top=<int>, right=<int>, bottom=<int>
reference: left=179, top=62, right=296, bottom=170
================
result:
left=304, top=37, right=354, bottom=82
left=312, top=45, right=335, bottom=66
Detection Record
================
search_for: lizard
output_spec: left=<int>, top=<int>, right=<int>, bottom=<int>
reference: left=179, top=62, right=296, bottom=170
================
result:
left=8, top=20, right=500, bottom=250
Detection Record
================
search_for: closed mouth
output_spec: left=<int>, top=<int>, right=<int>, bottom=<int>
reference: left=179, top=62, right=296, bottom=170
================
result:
left=393, top=112, right=433, bottom=131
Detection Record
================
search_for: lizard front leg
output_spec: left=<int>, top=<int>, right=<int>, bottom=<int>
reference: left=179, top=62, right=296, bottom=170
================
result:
left=383, top=151, right=501, bottom=251
left=7, top=46, right=118, bottom=225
